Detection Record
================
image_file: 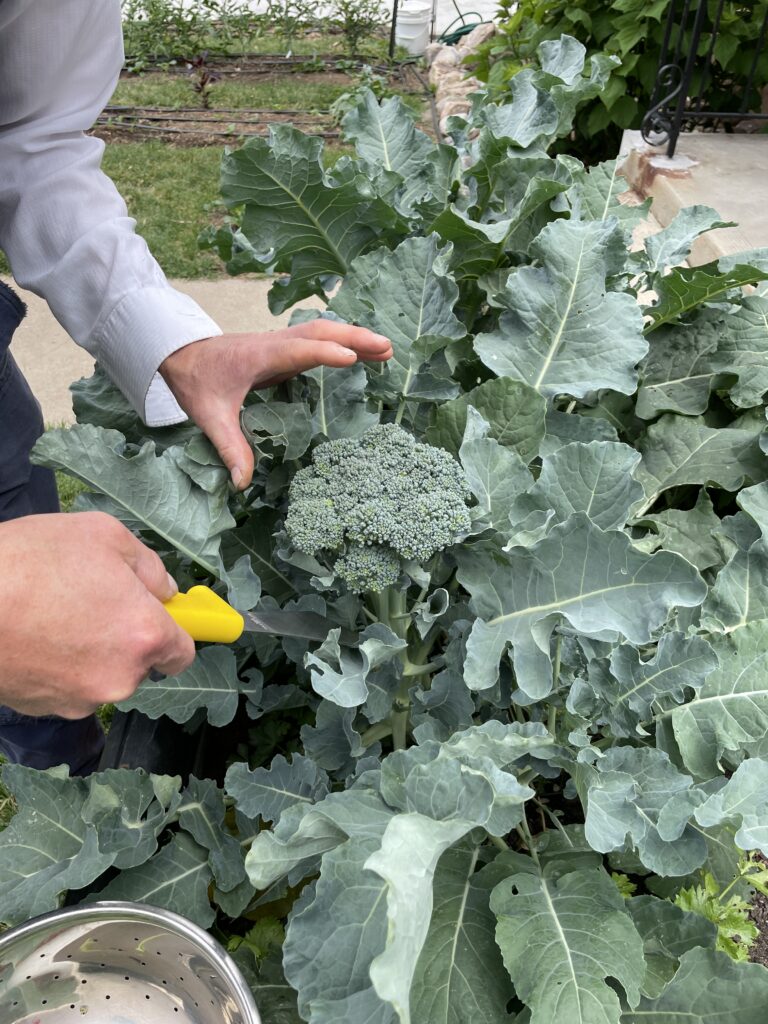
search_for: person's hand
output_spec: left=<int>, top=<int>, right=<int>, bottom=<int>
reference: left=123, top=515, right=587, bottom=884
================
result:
left=0, top=512, right=195, bottom=719
left=159, top=322, right=393, bottom=489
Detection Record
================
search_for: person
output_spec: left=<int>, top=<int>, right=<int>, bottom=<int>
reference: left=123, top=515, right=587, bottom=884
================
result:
left=0, top=0, right=392, bottom=774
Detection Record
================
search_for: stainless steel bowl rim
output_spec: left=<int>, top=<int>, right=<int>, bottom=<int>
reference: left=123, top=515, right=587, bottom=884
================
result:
left=0, top=900, right=261, bottom=1023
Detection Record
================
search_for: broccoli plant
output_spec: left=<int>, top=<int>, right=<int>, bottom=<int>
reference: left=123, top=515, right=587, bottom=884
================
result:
left=4, top=34, right=768, bottom=1024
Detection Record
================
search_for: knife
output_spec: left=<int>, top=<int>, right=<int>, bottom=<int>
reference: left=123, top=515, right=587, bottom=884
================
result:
left=163, top=585, right=358, bottom=646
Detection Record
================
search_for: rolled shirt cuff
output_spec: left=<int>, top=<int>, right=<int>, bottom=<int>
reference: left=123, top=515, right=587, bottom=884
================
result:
left=93, top=285, right=222, bottom=426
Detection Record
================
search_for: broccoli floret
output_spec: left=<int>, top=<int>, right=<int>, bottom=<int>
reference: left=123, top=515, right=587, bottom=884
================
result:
left=285, top=423, right=472, bottom=593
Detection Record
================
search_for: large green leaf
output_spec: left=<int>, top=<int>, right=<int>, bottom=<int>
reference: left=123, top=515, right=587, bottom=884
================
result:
left=635, top=489, right=723, bottom=571
left=508, top=440, right=644, bottom=534
left=479, top=71, right=559, bottom=148
left=244, top=789, right=393, bottom=890
left=426, top=376, right=546, bottom=463
left=701, top=522, right=768, bottom=632
left=693, top=758, right=768, bottom=857
left=456, top=515, right=706, bottom=698
left=342, top=90, right=456, bottom=216
left=366, top=815, right=484, bottom=1024
left=474, top=219, right=646, bottom=398
left=33, top=425, right=233, bottom=576
left=90, top=830, right=215, bottom=928
left=71, top=365, right=199, bottom=448
left=241, top=400, right=313, bottom=460
left=284, top=839, right=393, bottom=1024
left=118, top=647, right=261, bottom=727
left=226, top=753, right=330, bottom=826
left=644, top=262, right=768, bottom=332
left=642, top=206, right=733, bottom=275
left=459, top=408, right=533, bottom=532
left=583, top=748, right=706, bottom=876
left=329, top=235, right=466, bottom=404
left=220, top=126, right=392, bottom=312
left=0, top=766, right=162, bottom=925
left=82, top=769, right=182, bottom=870
left=635, top=311, right=727, bottom=419
left=635, top=415, right=767, bottom=513
left=431, top=171, right=568, bottom=279
left=177, top=777, right=248, bottom=893
left=491, top=863, right=645, bottom=1024
left=569, top=632, right=718, bottom=739
left=669, top=621, right=768, bottom=779
left=567, top=158, right=650, bottom=229
left=410, top=845, right=515, bottom=1024
left=620, top=948, right=768, bottom=1023
left=303, top=363, right=379, bottom=441
left=627, top=895, right=717, bottom=999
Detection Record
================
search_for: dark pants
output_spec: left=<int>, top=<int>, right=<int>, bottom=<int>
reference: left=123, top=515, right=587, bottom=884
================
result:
left=0, top=280, right=103, bottom=775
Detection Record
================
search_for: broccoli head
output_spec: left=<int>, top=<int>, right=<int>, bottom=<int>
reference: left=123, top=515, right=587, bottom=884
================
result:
left=285, top=423, right=472, bottom=593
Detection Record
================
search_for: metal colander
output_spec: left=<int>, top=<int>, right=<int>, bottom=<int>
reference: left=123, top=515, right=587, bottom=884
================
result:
left=0, top=901, right=262, bottom=1024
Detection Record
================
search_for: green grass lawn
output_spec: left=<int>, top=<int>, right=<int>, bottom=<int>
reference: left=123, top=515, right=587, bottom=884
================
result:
left=103, top=142, right=225, bottom=278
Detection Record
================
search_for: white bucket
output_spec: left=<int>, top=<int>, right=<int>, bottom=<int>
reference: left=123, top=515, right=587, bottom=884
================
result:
left=394, top=3, right=431, bottom=56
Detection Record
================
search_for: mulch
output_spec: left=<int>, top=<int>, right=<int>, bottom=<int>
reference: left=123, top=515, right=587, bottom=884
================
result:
left=750, top=890, right=768, bottom=967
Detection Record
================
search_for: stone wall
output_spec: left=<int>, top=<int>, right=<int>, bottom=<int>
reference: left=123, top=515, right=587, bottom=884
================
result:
left=425, top=22, right=496, bottom=137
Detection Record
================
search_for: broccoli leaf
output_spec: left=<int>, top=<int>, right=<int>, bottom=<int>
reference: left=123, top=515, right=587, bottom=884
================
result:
left=410, top=846, right=515, bottom=1024
left=88, top=831, right=215, bottom=928
left=225, top=753, right=330, bottom=826
left=635, top=415, right=768, bottom=512
left=117, top=647, right=261, bottom=727
left=427, top=376, right=546, bottom=463
left=220, top=126, right=395, bottom=313
left=620, top=948, right=768, bottom=1023
left=456, top=515, right=706, bottom=698
left=508, top=440, right=644, bottom=534
left=284, top=839, right=393, bottom=1024
left=329, top=235, right=466, bottom=404
left=491, top=863, right=645, bottom=1024
left=583, top=747, right=707, bottom=876
left=474, top=219, right=647, bottom=398
left=342, top=90, right=456, bottom=217
left=33, top=424, right=233, bottom=576
left=570, top=632, right=718, bottom=739
left=670, top=622, right=768, bottom=779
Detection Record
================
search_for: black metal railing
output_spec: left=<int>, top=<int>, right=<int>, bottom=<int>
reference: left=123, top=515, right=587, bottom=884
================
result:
left=642, top=0, right=768, bottom=157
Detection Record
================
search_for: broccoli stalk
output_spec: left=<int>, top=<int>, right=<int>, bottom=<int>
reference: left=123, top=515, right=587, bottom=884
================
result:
left=285, top=423, right=473, bottom=748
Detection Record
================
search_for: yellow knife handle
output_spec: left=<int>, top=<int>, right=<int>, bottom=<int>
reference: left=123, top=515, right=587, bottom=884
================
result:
left=163, top=585, right=245, bottom=643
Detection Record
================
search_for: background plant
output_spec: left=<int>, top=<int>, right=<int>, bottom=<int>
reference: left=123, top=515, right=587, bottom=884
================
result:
left=327, top=0, right=388, bottom=56
left=470, top=0, right=768, bottom=162
left=121, top=0, right=260, bottom=70
left=4, top=35, right=768, bottom=1024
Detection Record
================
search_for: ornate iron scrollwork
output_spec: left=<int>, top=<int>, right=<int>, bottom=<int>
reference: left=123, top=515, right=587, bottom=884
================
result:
left=641, top=63, right=684, bottom=146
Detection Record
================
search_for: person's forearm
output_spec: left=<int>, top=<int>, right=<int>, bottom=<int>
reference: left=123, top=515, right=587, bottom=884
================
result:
left=0, top=0, right=221, bottom=425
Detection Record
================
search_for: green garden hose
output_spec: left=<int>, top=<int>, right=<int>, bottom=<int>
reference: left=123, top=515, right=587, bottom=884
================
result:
left=436, top=0, right=490, bottom=45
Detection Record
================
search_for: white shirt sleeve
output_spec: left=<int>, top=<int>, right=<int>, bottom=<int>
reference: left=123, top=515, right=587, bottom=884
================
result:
left=0, top=0, right=222, bottom=426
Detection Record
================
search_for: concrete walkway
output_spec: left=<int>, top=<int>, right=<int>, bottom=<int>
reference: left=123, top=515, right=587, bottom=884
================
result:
left=620, top=132, right=768, bottom=266
left=4, top=276, right=322, bottom=425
